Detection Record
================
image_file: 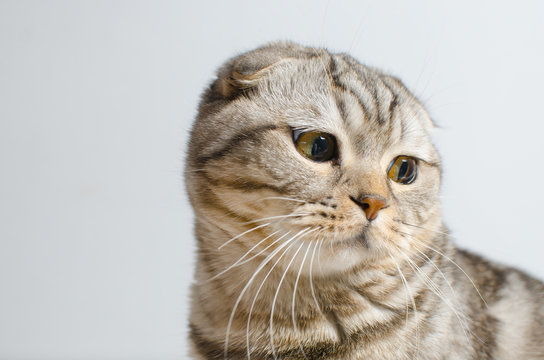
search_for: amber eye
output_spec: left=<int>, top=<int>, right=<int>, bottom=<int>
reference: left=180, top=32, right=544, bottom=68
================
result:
left=387, top=156, right=417, bottom=184
left=294, top=131, right=336, bottom=162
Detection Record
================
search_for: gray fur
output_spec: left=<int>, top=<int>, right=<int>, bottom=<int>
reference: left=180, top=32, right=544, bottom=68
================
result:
left=186, top=41, right=544, bottom=359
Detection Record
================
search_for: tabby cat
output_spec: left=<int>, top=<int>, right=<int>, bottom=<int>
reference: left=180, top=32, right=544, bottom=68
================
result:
left=185, top=42, right=544, bottom=359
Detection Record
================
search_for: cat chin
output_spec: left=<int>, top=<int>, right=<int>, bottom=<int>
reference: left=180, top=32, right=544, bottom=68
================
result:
left=307, top=237, right=389, bottom=275
left=308, top=225, right=410, bottom=275
left=313, top=245, right=380, bottom=275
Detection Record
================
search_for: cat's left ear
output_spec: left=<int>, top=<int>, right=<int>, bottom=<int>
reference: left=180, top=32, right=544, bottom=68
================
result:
left=212, top=41, right=316, bottom=99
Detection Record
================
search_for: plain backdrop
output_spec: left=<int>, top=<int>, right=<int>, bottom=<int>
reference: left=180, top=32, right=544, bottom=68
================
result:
left=1, top=0, right=543, bottom=359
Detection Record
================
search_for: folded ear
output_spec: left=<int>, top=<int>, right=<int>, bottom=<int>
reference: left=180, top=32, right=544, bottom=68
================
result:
left=212, top=41, right=318, bottom=99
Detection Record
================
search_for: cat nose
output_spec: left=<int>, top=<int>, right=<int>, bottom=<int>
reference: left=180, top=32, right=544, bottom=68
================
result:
left=350, top=196, right=387, bottom=221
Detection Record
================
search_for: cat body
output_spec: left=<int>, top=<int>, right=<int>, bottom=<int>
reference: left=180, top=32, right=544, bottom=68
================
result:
left=186, top=42, right=544, bottom=359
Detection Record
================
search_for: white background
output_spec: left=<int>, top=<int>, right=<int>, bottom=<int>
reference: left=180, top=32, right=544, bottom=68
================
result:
left=1, top=1, right=543, bottom=359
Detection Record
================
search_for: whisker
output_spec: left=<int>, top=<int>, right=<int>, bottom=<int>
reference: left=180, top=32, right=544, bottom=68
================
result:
left=237, top=225, right=321, bottom=269
left=413, top=248, right=457, bottom=297
left=291, top=243, right=312, bottom=360
left=397, top=223, right=488, bottom=308
left=236, top=232, right=291, bottom=267
left=260, top=196, right=307, bottom=204
left=269, top=239, right=309, bottom=359
left=243, top=213, right=311, bottom=225
left=413, top=248, right=457, bottom=304
left=389, top=252, right=420, bottom=359
left=223, top=227, right=312, bottom=358
left=397, top=249, right=472, bottom=344
left=218, top=222, right=271, bottom=250
left=317, top=237, right=325, bottom=276
left=411, top=247, right=474, bottom=344
left=419, top=243, right=488, bottom=308
left=398, top=220, right=451, bottom=238
left=310, top=239, right=326, bottom=319
left=245, top=238, right=301, bottom=359
left=209, top=230, right=283, bottom=281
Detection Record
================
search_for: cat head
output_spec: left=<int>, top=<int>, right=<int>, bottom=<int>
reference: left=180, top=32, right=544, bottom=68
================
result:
left=186, top=41, right=442, bottom=275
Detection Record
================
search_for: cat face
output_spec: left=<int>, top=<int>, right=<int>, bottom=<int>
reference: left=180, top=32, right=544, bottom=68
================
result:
left=186, top=42, right=442, bottom=274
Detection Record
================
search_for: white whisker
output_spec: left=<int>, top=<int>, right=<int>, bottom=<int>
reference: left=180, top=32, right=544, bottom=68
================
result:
left=389, top=253, right=420, bottom=359
left=243, top=213, right=311, bottom=225
left=218, top=222, right=271, bottom=250
left=310, top=239, right=325, bottom=319
left=398, top=249, right=472, bottom=344
left=317, top=237, right=325, bottom=276
left=291, top=242, right=312, bottom=360
left=411, top=249, right=475, bottom=344
left=420, top=243, right=488, bottom=308
left=270, top=241, right=307, bottom=359
left=398, top=223, right=488, bottom=308
left=237, top=232, right=291, bottom=267
left=414, top=248, right=458, bottom=304
left=209, top=230, right=283, bottom=281
left=245, top=239, right=300, bottom=359
left=261, top=196, right=307, bottom=204
left=399, top=221, right=451, bottom=238
left=223, top=227, right=312, bottom=358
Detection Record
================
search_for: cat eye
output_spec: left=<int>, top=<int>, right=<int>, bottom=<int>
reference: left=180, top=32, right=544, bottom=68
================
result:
left=294, top=131, right=337, bottom=162
left=387, top=156, right=417, bottom=184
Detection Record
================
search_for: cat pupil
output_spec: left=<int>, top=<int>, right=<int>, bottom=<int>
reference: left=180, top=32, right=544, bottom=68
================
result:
left=311, top=136, right=329, bottom=157
left=399, top=159, right=409, bottom=178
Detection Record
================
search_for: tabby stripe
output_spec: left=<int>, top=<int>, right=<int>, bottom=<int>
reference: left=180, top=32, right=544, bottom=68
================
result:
left=377, top=76, right=400, bottom=141
left=196, top=187, right=253, bottom=224
left=378, top=75, right=401, bottom=119
left=328, top=55, right=370, bottom=124
left=368, top=80, right=382, bottom=124
left=469, top=312, right=498, bottom=359
left=216, top=179, right=288, bottom=193
left=351, top=285, right=405, bottom=314
left=276, top=308, right=408, bottom=358
left=454, top=250, right=505, bottom=358
left=197, top=161, right=289, bottom=194
left=328, top=54, right=346, bottom=91
left=195, top=124, right=279, bottom=167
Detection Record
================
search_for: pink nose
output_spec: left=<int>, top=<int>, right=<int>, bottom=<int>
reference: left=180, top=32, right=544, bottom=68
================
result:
left=351, top=196, right=387, bottom=221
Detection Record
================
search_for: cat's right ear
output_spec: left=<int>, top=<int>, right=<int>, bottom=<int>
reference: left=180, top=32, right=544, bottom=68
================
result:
left=211, top=41, right=316, bottom=99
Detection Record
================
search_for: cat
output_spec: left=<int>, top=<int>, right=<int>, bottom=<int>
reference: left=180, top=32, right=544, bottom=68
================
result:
left=185, top=41, right=544, bottom=359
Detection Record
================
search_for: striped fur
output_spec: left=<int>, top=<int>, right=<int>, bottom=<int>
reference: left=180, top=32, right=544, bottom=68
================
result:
left=185, top=42, right=544, bottom=359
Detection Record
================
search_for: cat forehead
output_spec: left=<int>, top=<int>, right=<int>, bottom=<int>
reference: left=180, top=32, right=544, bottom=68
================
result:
left=219, top=43, right=432, bottom=132
left=255, top=55, right=430, bottom=125
left=249, top=56, right=436, bottom=160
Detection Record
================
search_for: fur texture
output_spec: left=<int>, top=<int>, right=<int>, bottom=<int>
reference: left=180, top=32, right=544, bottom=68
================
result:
left=185, top=42, right=544, bottom=359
